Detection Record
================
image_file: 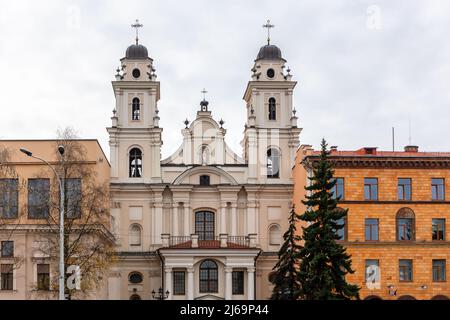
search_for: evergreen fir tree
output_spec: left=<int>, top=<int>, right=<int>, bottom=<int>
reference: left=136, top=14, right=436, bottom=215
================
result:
left=269, top=207, right=302, bottom=300
left=298, top=139, right=360, bottom=300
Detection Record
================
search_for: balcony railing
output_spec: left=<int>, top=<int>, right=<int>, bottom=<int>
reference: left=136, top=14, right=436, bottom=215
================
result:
left=161, top=234, right=257, bottom=249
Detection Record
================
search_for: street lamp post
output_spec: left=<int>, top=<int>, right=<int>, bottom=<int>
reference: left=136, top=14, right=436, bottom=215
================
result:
left=20, top=146, right=65, bottom=300
left=152, top=287, right=170, bottom=300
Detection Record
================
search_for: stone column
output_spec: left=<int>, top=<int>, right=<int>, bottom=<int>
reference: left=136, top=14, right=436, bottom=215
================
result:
left=184, top=205, right=190, bottom=236
left=247, top=267, right=255, bottom=300
left=172, top=204, right=178, bottom=236
left=154, top=203, right=163, bottom=245
left=225, top=267, right=233, bottom=300
left=220, top=205, right=227, bottom=234
left=165, top=267, right=173, bottom=300
left=231, top=205, right=237, bottom=237
left=187, top=267, right=194, bottom=300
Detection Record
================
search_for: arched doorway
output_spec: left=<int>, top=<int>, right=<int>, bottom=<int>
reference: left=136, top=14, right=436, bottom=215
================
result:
left=398, top=295, right=416, bottom=300
left=431, top=295, right=449, bottom=300
left=364, top=295, right=382, bottom=300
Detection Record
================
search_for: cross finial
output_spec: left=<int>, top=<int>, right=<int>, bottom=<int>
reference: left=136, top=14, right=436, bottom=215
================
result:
left=131, top=19, right=143, bottom=45
left=201, top=88, right=208, bottom=101
left=262, top=19, right=275, bottom=45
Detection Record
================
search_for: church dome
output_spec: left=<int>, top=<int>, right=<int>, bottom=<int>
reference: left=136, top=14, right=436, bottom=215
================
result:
left=256, top=44, right=283, bottom=61
left=125, top=44, right=148, bottom=59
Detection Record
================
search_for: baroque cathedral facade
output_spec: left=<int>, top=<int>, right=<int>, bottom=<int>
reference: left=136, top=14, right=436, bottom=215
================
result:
left=106, top=29, right=301, bottom=300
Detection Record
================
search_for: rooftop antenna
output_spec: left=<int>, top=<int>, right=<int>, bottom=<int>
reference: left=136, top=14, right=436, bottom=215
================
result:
left=392, top=127, right=395, bottom=152
left=408, top=118, right=412, bottom=145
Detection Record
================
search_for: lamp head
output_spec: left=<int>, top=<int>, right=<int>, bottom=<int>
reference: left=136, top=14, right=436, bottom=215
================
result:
left=19, top=148, right=32, bottom=157
left=58, top=145, right=65, bottom=156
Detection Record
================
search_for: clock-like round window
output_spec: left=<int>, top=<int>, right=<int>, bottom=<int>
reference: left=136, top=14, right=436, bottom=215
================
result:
left=129, top=272, right=143, bottom=284
left=267, top=68, right=275, bottom=78
left=132, top=68, right=141, bottom=79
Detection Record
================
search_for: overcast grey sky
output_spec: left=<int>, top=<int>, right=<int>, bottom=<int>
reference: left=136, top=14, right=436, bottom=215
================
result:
left=1, top=0, right=449, bottom=158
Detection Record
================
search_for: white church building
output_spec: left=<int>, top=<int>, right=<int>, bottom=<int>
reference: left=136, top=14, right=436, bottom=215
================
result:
left=106, top=23, right=301, bottom=300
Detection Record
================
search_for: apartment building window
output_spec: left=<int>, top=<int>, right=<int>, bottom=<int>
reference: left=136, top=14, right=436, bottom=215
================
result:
left=0, top=179, right=18, bottom=218
left=1, top=241, right=13, bottom=258
left=432, top=178, right=445, bottom=200
left=396, top=208, right=415, bottom=241
left=334, top=216, right=346, bottom=241
left=399, top=259, right=413, bottom=282
left=232, top=271, right=244, bottom=295
left=37, top=264, right=50, bottom=290
left=0, top=264, right=13, bottom=290
left=65, top=178, right=82, bottom=218
left=331, top=178, right=344, bottom=200
left=398, top=178, right=412, bottom=201
left=432, top=260, right=446, bottom=282
left=432, top=218, right=445, bottom=241
left=365, top=219, right=379, bottom=241
left=28, top=178, right=50, bottom=219
left=364, top=178, right=378, bottom=200
left=365, top=260, right=380, bottom=283
left=173, top=271, right=185, bottom=295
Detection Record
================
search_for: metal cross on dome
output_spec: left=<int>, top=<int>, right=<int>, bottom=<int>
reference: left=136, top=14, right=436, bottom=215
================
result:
left=131, top=19, right=143, bottom=45
left=201, top=88, right=208, bottom=101
left=262, top=19, right=275, bottom=45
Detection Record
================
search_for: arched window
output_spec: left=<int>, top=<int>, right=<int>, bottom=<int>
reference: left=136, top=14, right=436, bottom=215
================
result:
left=269, top=224, right=281, bottom=245
left=267, top=148, right=280, bottom=178
left=129, top=224, right=142, bottom=246
left=195, top=211, right=215, bottom=240
left=129, top=148, right=142, bottom=178
left=199, top=260, right=218, bottom=293
left=128, top=272, right=143, bottom=284
left=396, top=208, right=415, bottom=240
left=268, top=98, right=276, bottom=120
left=132, top=98, right=140, bottom=120
left=129, top=294, right=141, bottom=300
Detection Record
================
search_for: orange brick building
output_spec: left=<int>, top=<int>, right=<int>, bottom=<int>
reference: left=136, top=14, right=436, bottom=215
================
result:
left=294, top=144, right=450, bottom=300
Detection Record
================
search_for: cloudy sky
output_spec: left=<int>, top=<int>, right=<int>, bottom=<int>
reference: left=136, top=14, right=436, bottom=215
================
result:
left=1, top=0, right=449, bottom=159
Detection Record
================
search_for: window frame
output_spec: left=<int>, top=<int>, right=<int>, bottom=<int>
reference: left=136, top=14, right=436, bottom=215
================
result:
left=399, top=259, right=413, bottom=282
left=129, top=148, right=143, bottom=178
left=365, top=218, right=379, bottom=241
left=0, top=178, right=18, bottom=219
left=431, top=178, right=445, bottom=201
left=268, top=97, right=276, bottom=120
left=364, top=178, right=378, bottom=201
left=331, top=178, right=345, bottom=200
left=199, top=175, right=210, bottom=186
left=131, top=97, right=141, bottom=121
left=0, top=264, right=13, bottom=291
left=37, top=264, right=50, bottom=291
left=432, top=218, right=446, bottom=241
left=266, top=148, right=280, bottom=179
left=199, top=260, right=218, bottom=293
left=195, top=211, right=215, bottom=241
left=173, top=271, right=186, bottom=295
left=432, top=259, right=446, bottom=282
left=27, top=178, right=50, bottom=219
left=232, top=270, right=244, bottom=295
left=1, top=241, right=14, bottom=258
left=397, top=178, right=412, bottom=201
left=365, top=259, right=380, bottom=284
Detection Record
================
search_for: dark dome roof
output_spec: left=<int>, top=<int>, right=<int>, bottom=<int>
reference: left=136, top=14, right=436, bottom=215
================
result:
left=125, top=44, right=148, bottom=59
left=256, top=44, right=283, bottom=61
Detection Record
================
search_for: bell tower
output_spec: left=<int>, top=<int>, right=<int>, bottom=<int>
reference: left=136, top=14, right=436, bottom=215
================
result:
left=242, top=20, right=301, bottom=183
left=107, top=20, right=162, bottom=183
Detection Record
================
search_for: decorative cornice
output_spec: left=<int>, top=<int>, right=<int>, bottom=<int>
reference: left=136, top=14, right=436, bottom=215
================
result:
left=304, top=155, right=450, bottom=169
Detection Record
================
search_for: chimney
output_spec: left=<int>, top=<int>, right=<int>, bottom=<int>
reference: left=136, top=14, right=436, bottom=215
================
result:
left=330, top=146, right=338, bottom=152
left=363, top=147, right=377, bottom=155
left=404, top=145, right=419, bottom=153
